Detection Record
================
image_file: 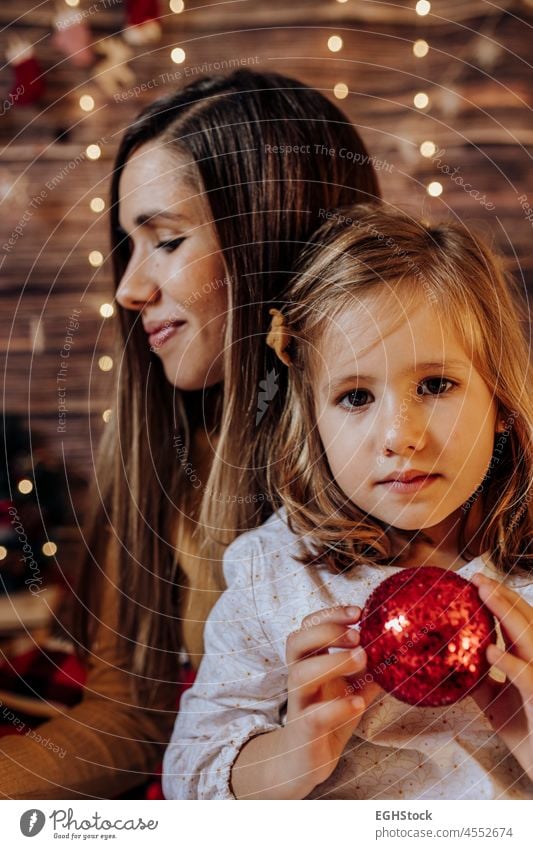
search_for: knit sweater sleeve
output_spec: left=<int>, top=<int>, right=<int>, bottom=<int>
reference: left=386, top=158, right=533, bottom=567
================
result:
left=0, top=568, right=178, bottom=800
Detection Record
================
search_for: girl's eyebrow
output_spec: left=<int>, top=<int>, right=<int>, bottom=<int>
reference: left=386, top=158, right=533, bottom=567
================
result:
left=325, top=359, right=468, bottom=392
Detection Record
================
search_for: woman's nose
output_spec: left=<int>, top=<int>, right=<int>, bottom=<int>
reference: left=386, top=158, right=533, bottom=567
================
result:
left=379, top=398, right=428, bottom=456
left=115, top=255, right=160, bottom=311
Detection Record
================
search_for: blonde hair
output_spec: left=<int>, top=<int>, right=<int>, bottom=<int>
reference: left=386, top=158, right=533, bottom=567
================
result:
left=266, top=204, right=532, bottom=576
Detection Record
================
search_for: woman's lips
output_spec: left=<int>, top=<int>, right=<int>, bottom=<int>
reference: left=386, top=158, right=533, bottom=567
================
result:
left=377, top=474, right=440, bottom=494
left=148, top=321, right=186, bottom=350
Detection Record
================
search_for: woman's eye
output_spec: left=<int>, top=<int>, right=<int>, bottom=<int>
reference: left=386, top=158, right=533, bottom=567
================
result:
left=155, top=237, right=185, bottom=253
left=338, top=389, right=373, bottom=410
left=417, top=377, right=455, bottom=396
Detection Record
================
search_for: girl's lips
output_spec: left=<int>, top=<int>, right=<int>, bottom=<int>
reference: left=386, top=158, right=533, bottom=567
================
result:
left=148, top=321, right=186, bottom=350
left=377, top=474, right=440, bottom=494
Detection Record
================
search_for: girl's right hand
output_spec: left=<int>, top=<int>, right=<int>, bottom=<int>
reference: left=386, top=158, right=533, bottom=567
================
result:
left=281, top=604, right=383, bottom=796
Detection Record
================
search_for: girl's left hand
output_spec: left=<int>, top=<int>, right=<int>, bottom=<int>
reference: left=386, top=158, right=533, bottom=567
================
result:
left=470, top=572, right=533, bottom=781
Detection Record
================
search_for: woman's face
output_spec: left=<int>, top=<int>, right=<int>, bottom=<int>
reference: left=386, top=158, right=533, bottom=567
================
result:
left=116, top=142, right=228, bottom=390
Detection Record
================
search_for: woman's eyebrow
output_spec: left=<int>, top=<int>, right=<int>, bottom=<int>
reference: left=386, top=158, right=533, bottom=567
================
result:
left=133, top=210, right=189, bottom=227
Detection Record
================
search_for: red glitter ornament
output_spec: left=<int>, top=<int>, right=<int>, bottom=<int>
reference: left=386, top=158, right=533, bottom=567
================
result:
left=359, top=566, right=495, bottom=707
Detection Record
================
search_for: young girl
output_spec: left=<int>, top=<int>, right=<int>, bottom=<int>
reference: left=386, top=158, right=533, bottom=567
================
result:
left=162, top=205, right=533, bottom=800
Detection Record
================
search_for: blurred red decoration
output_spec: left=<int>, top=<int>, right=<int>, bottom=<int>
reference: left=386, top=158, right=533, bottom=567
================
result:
left=124, top=0, right=162, bottom=45
left=359, top=566, right=495, bottom=707
left=52, top=9, right=95, bottom=68
left=5, top=38, right=45, bottom=107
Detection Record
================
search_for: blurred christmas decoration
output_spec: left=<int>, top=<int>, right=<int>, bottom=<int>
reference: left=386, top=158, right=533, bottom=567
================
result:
left=123, top=0, right=162, bottom=45
left=93, top=38, right=135, bottom=98
left=5, top=36, right=45, bottom=106
left=0, top=416, right=69, bottom=597
left=52, top=5, right=95, bottom=69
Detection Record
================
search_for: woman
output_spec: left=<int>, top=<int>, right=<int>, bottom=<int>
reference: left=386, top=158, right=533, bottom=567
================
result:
left=0, top=69, right=380, bottom=798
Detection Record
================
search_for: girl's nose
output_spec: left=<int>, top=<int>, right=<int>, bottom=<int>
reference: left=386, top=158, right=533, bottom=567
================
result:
left=116, top=256, right=160, bottom=311
left=380, top=403, right=428, bottom=456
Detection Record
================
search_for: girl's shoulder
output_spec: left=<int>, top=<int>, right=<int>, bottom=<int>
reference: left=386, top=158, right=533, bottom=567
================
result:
left=221, top=506, right=303, bottom=586
left=224, top=507, right=299, bottom=580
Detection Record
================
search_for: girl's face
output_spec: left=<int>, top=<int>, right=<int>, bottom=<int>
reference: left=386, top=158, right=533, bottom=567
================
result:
left=116, top=142, right=228, bottom=390
left=314, top=292, right=502, bottom=547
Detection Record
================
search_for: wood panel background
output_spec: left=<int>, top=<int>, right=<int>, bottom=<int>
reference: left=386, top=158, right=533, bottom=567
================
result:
left=1, top=0, right=532, bottom=545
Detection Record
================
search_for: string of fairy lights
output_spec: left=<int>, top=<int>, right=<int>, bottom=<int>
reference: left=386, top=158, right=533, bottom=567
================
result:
left=329, top=0, right=442, bottom=197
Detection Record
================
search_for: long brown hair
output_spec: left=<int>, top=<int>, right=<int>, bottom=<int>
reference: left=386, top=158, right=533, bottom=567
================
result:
left=75, top=70, right=381, bottom=699
left=266, top=204, right=532, bottom=576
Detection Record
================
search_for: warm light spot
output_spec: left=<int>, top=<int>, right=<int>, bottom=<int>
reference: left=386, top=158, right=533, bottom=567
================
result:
left=42, top=541, right=57, bottom=557
left=333, top=83, right=349, bottom=99
left=461, top=637, right=471, bottom=650
left=469, top=663, right=477, bottom=672
left=18, top=479, right=33, bottom=495
left=427, top=181, right=443, bottom=197
left=416, top=0, right=431, bottom=15
left=420, top=140, right=436, bottom=157
left=169, top=0, right=185, bottom=11
left=0, top=546, right=7, bottom=560
left=90, top=197, right=105, bottom=213
left=171, top=47, right=186, bottom=64
left=98, top=356, right=113, bottom=372
left=384, top=614, right=409, bottom=634
left=86, top=144, right=101, bottom=160
left=448, top=642, right=457, bottom=653
left=102, top=409, right=112, bottom=423
left=99, top=303, right=114, bottom=318
left=89, top=250, right=104, bottom=267
left=328, top=36, right=343, bottom=53
left=414, top=92, right=429, bottom=109
left=413, top=39, right=429, bottom=58
left=65, top=0, right=80, bottom=6
left=79, top=95, right=95, bottom=112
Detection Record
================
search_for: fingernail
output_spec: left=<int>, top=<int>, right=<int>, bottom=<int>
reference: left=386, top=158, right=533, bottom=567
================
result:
left=347, top=629, right=359, bottom=644
left=351, top=647, right=365, bottom=662
left=352, top=697, right=364, bottom=710
left=345, top=606, right=359, bottom=617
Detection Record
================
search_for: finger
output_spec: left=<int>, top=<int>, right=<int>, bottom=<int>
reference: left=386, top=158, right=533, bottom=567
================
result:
left=299, top=605, right=361, bottom=632
left=299, top=695, right=366, bottom=737
left=286, top=622, right=360, bottom=664
left=289, top=648, right=367, bottom=703
left=474, top=580, right=533, bottom=659
left=487, top=645, right=533, bottom=700
left=472, top=574, right=533, bottom=621
left=345, top=670, right=385, bottom=708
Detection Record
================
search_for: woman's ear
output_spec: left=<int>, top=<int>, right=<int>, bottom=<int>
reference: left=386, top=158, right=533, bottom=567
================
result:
left=494, top=407, right=507, bottom=433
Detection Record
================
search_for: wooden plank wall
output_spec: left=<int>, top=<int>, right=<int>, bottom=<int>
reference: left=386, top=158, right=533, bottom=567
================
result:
left=1, top=0, right=532, bottom=499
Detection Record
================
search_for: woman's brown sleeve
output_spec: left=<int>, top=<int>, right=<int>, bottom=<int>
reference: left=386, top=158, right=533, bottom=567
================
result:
left=0, top=574, right=178, bottom=800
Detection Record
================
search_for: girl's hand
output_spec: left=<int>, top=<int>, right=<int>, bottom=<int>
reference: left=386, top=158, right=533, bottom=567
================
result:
left=470, top=573, right=533, bottom=781
left=280, top=604, right=383, bottom=796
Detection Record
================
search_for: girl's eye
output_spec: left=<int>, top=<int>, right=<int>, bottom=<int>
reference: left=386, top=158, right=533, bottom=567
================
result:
left=338, top=389, right=374, bottom=411
left=155, top=237, right=185, bottom=253
left=417, top=377, right=456, bottom=396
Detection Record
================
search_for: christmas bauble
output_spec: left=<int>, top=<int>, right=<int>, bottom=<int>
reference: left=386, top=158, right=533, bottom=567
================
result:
left=359, top=566, right=495, bottom=707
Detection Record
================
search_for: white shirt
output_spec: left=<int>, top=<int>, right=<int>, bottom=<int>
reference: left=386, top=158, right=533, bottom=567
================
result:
left=163, top=507, right=533, bottom=800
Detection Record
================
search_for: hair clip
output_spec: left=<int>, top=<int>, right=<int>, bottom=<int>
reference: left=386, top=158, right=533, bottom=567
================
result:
left=266, top=308, right=292, bottom=367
